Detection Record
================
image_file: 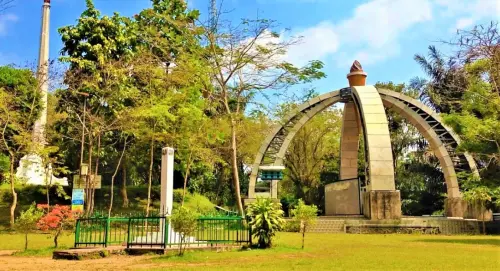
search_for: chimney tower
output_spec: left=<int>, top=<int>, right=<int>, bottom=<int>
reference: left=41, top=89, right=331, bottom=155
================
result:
left=33, top=0, right=50, bottom=145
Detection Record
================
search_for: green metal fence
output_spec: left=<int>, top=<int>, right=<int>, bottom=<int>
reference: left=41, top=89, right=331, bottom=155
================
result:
left=74, top=217, right=129, bottom=247
left=126, top=216, right=250, bottom=249
left=75, top=216, right=250, bottom=248
left=127, top=216, right=167, bottom=248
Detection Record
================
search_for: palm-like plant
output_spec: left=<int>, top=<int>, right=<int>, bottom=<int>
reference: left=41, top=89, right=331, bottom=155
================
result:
left=413, top=46, right=468, bottom=113
left=246, top=197, right=285, bottom=248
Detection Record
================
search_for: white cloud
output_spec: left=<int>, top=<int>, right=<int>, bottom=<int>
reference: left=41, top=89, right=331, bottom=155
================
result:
left=284, top=21, right=339, bottom=67
left=0, top=13, right=18, bottom=36
left=280, top=0, right=432, bottom=67
left=277, top=0, right=499, bottom=68
left=455, top=17, right=475, bottom=30
left=336, top=0, right=432, bottom=48
left=435, top=0, right=500, bottom=30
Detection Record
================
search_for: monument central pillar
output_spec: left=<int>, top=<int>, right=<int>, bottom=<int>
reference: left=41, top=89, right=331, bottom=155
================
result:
left=325, top=61, right=401, bottom=219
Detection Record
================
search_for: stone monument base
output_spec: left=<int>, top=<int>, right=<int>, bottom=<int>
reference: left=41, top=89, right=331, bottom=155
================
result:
left=444, top=197, right=464, bottom=218
left=362, top=190, right=402, bottom=220
left=324, top=180, right=361, bottom=215
left=445, top=197, right=493, bottom=221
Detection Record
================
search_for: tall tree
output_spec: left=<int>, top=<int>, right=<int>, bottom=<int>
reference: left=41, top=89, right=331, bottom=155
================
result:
left=279, top=102, right=342, bottom=207
left=57, top=0, right=138, bottom=214
left=0, top=66, right=42, bottom=225
left=125, top=0, right=205, bottom=216
left=414, top=46, right=468, bottom=113
left=204, top=15, right=325, bottom=214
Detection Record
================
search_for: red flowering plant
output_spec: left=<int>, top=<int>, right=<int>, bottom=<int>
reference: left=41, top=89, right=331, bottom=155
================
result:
left=36, top=204, right=49, bottom=212
left=37, top=205, right=81, bottom=248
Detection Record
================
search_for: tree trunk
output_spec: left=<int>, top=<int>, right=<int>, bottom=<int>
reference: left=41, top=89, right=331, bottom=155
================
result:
left=85, top=137, right=93, bottom=216
left=482, top=204, right=486, bottom=235
left=181, top=152, right=193, bottom=206
left=146, top=135, right=155, bottom=217
left=54, top=232, right=59, bottom=248
left=45, top=169, right=51, bottom=212
left=90, top=134, right=101, bottom=215
left=46, top=183, right=50, bottom=210
left=9, top=155, right=17, bottom=227
left=25, top=233, right=28, bottom=251
left=121, top=162, right=129, bottom=208
left=229, top=119, right=244, bottom=215
left=109, top=140, right=127, bottom=217
left=302, top=231, right=305, bottom=249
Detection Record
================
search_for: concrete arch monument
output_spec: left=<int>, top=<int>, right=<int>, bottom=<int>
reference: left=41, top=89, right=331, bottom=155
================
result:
left=246, top=61, right=478, bottom=220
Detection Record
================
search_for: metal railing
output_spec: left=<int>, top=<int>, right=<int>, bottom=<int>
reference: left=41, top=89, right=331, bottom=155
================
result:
left=127, top=217, right=167, bottom=248
left=74, top=217, right=129, bottom=247
left=126, top=216, right=250, bottom=249
left=75, top=216, right=250, bottom=248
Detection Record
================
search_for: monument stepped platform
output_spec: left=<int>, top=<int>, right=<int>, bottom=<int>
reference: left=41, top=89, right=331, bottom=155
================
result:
left=305, top=216, right=484, bottom=235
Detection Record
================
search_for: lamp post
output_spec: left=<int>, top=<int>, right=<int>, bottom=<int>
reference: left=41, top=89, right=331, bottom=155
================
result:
left=77, top=91, right=89, bottom=212
left=77, top=92, right=89, bottom=170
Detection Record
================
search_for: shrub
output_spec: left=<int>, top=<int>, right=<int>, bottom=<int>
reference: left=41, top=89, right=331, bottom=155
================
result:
left=291, top=199, right=318, bottom=249
left=15, top=202, right=44, bottom=251
left=170, top=206, right=198, bottom=256
left=281, top=219, right=300, bottom=232
left=37, top=205, right=79, bottom=248
left=184, top=193, right=215, bottom=214
left=246, top=197, right=284, bottom=248
left=172, top=191, right=215, bottom=215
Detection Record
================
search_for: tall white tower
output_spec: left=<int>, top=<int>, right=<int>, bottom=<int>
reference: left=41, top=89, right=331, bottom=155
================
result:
left=33, top=0, right=50, bottom=145
left=16, top=0, right=67, bottom=186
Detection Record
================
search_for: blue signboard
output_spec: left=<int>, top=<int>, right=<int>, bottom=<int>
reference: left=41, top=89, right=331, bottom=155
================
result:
left=71, top=189, right=85, bottom=211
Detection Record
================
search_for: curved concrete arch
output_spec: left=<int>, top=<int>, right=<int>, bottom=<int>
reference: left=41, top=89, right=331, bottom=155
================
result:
left=378, top=89, right=478, bottom=175
left=274, top=96, right=342, bottom=166
left=381, top=96, right=460, bottom=198
left=248, top=91, right=341, bottom=198
left=247, top=86, right=477, bottom=218
left=262, top=91, right=468, bottom=198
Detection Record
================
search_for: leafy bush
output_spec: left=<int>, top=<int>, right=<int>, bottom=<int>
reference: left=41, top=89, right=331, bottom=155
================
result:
left=0, top=184, right=71, bottom=207
left=291, top=199, right=318, bottom=249
left=172, top=189, right=215, bottom=215
left=173, top=189, right=184, bottom=203
left=0, top=153, right=9, bottom=176
left=246, top=197, right=284, bottom=248
left=15, top=203, right=44, bottom=251
left=170, top=206, right=198, bottom=256
left=281, top=219, right=300, bottom=232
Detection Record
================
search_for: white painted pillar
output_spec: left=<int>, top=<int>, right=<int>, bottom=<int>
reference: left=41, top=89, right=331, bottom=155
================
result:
left=160, top=147, right=175, bottom=216
left=33, top=0, right=51, bottom=145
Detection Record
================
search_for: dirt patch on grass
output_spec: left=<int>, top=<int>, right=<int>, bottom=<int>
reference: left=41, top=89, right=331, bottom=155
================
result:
left=0, top=250, right=18, bottom=256
left=0, top=255, right=153, bottom=271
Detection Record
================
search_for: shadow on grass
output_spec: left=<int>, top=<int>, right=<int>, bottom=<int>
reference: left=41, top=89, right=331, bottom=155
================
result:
left=415, top=239, right=500, bottom=247
left=153, top=244, right=304, bottom=262
left=13, top=246, right=69, bottom=257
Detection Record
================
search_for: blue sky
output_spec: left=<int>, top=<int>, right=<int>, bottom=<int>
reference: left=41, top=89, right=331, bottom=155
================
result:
left=0, top=0, right=499, bottom=96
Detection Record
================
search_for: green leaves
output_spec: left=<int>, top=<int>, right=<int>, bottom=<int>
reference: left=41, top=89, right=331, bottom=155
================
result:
left=291, top=199, right=318, bottom=231
left=170, top=206, right=198, bottom=256
left=15, top=203, right=44, bottom=233
left=291, top=199, right=318, bottom=249
left=246, top=197, right=284, bottom=248
left=0, top=66, right=42, bottom=157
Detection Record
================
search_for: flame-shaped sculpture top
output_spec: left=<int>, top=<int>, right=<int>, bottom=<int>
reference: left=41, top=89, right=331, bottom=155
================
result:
left=44, top=0, right=50, bottom=3
left=350, top=60, right=363, bottom=73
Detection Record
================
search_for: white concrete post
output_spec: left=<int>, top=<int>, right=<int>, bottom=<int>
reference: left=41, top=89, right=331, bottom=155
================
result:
left=160, top=147, right=175, bottom=216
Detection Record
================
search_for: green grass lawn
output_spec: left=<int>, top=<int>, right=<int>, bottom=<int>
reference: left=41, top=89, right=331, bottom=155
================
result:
left=150, top=233, right=500, bottom=271
left=0, top=232, right=498, bottom=270
left=0, top=232, right=74, bottom=256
